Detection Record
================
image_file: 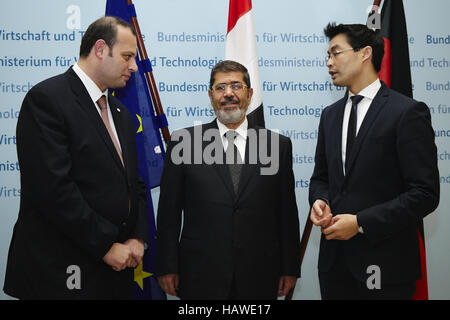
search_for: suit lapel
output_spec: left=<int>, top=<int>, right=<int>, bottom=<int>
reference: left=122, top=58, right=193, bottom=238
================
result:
left=109, top=95, right=130, bottom=171
left=234, top=132, right=257, bottom=201
left=335, top=93, right=348, bottom=180
left=203, top=120, right=261, bottom=201
left=66, top=68, right=125, bottom=173
left=344, top=83, right=389, bottom=176
left=215, top=153, right=236, bottom=198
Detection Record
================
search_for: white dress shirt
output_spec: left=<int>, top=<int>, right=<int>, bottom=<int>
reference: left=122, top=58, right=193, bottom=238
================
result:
left=216, top=117, right=248, bottom=162
left=72, top=63, right=122, bottom=151
left=342, top=78, right=381, bottom=174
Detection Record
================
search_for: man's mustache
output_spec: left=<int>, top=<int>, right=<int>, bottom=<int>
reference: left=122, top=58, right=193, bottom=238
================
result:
left=220, top=96, right=240, bottom=106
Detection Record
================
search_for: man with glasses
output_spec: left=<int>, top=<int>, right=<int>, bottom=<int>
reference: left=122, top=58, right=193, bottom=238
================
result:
left=155, top=60, right=300, bottom=299
left=309, top=23, right=439, bottom=299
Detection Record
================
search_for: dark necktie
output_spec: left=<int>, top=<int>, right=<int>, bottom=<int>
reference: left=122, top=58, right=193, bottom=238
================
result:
left=225, top=130, right=242, bottom=194
left=97, top=95, right=124, bottom=167
left=345, top=95, right=364, bottom=173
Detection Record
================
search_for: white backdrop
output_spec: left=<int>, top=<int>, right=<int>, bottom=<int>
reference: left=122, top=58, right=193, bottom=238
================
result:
left=1, top=0, right=449, bottom=299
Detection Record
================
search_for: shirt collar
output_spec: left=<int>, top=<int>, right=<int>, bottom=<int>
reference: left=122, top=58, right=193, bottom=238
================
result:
left=72, top=63, right=108, bottom=104
left=216, top=117, right=248, bottom=140
left=348, top=78, right=381, bottom=101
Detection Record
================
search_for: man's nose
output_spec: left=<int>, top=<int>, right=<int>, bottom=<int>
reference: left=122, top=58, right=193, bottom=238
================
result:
left=326, top=57, right=333, bottom=68
left=129, top=59, right=138, bottom=72
left=224, top=85, right=234, bottom=96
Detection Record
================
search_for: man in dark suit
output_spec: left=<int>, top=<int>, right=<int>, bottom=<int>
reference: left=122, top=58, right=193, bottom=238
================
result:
left=3, top=16, right=148, bottom=299
left=309, top=23, right=439, bottom=299
left=155, top=60, right=300, bottom=300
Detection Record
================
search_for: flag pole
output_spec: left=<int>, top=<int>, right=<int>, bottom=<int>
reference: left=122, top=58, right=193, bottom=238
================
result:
left=285, top=218, right=313, bottom=300
left=371, top=0, right=381, bottom=14
left=126, top=0, right=171, bottom=144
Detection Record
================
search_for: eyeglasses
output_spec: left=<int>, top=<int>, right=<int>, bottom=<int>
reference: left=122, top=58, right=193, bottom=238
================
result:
left=212, top=82, right=247, bottom=93
left=325, top=47, right=359, bottom=62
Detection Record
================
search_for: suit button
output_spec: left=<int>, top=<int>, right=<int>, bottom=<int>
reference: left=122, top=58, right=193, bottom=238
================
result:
left=342, top=190, right=347, bottom=196
left=122, top=222, right=127, bottom=228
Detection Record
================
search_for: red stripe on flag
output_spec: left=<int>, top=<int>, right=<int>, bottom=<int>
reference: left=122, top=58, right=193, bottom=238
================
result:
left=227, top=0, right=252, bottom=33
left=378, top=37, right=392, bottom=88
left=413, top=230, right=429, bottom=300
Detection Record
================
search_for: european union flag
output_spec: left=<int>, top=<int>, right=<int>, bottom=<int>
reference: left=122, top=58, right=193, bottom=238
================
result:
left=106, top=0, right=167, bottom=300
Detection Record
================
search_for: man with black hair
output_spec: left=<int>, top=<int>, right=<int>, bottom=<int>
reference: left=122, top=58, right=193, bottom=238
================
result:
left=309, top=23, right=439, bottom=299
left=4, top=16, right=148, bottom=299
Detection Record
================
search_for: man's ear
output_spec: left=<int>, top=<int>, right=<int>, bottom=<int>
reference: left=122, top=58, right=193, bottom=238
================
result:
left=208, top=89, right=213, bottom=103
left=361, top=45, right=373, bottom=63
left=247, top=87, right=254, bottom=103
left=93, top=39, right=108, bottom=59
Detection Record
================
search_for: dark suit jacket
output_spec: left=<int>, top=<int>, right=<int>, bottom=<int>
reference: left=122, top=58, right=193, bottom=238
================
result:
left=3, top=67, right=148, bottom=299
left=155, top=120, right=300, bottom=299
left=309, top=82, right=439, bottom=285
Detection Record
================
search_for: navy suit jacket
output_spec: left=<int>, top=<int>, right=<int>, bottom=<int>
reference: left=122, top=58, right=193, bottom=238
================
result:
left=309, top=82, right=439, bottom=285
left=4, top=67, right=148, bottom=299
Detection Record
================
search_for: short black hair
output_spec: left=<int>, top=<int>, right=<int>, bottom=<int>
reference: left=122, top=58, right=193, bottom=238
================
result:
left=209, top=60, right=251, bottom=89
left=79, top=16, right=136, bottom=58
left=324, top=23, right=384, bottom=72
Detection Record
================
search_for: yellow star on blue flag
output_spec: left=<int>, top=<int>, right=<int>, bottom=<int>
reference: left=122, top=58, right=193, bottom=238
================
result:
left=134, top=263, right=152, bottom=290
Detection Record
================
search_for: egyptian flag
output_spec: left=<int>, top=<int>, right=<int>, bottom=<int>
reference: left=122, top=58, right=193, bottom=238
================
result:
left=226, top=0, right=265, bottom=127
left=377, top=0, right=428, bottom=300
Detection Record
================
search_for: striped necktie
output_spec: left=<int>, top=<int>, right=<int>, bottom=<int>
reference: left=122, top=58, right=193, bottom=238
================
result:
left=97, top=95, right=124, bottom=167
left=225, top=130, right=242, bottom=194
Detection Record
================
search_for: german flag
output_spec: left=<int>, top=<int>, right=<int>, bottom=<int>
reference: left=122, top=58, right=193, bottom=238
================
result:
left=376, top=0, right=428, bottom=300
left=377, top=0, right=413, bottom=97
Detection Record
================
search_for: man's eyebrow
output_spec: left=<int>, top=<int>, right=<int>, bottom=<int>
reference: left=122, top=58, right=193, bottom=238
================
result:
left=328, top=44, right=340, bottom=53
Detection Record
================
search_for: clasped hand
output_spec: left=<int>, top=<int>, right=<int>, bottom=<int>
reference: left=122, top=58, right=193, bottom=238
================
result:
left=102, top=239, right=145, bottom=271
left=310, top=200, right=359, bottom=240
